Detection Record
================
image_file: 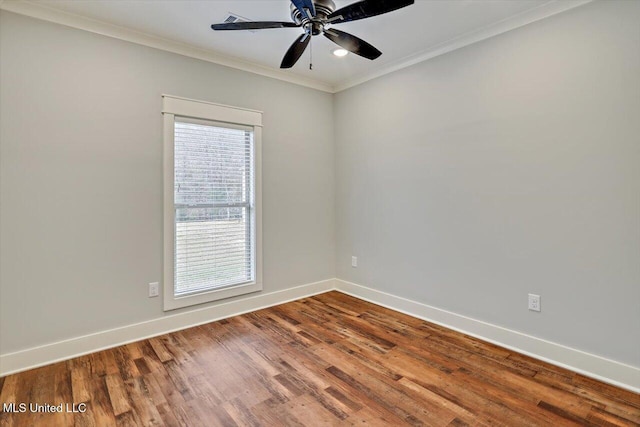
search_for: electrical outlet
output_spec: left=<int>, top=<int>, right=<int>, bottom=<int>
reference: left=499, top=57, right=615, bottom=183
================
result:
left=149, top=282, right=159, bottom=298
left=351, top=256, right=358, bottom=268
left=528, top=294, right=540, bottom=312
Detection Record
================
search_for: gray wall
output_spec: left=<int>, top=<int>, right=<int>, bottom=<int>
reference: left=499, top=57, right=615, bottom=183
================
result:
left=334, top=0, right=640, bottom=366
left=0, top=11, right=335, bottom=354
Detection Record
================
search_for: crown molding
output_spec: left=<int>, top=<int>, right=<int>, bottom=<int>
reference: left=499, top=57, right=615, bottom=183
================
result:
left=0, top=0, right=335, bottom=93
left=333, top=0, right=594, bottom=92
left=1, top=0, right=594, bottom=94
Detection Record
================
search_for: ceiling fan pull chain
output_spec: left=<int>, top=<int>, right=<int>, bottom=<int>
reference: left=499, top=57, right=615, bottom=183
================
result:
left=309, top=38, right=313, bottom=70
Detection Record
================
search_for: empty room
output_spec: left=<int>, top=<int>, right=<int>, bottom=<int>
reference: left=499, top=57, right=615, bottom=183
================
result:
left=0, top=0, right=638, bottom=425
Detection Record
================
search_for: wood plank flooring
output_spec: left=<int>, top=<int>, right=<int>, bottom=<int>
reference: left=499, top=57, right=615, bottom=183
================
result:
left=1, top=291, right=638, bottom=426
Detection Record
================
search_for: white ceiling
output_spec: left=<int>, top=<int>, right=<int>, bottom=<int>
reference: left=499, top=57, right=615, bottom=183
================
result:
left=3, top=0, right=591, bottom=92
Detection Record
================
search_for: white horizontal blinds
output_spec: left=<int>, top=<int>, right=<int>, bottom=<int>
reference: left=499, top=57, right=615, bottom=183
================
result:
left=174, top=118, right=254, bottom=296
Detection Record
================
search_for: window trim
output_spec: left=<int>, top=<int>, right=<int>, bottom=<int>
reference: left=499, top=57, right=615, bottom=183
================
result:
left=162, top=94, right=262, bottom=311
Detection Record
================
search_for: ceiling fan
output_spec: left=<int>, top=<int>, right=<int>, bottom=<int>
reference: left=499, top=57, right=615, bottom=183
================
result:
left=211, top=0, right=414, bottom=69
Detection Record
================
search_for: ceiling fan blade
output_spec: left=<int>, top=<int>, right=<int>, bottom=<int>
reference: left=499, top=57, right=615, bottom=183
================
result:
left=280, top=33, right=311, bottom=68
left=212, top=21, right=300, bottom=31
left=324, top=28, right=382, bottom=60
left=291, top=0, right=316, bottom=19
left=327, top=0, right=414, bottom=24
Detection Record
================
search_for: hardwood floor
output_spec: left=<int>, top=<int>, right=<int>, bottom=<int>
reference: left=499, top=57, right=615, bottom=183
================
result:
left=1, top=291, right=638, bottom=426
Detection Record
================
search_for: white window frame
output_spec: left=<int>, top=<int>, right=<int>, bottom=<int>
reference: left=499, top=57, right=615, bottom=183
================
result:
left=162, top=94, right=262, bottom=311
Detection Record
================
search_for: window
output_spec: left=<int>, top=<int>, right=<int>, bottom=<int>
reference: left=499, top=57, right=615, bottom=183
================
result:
left=163, top=95, right=262, bottom=310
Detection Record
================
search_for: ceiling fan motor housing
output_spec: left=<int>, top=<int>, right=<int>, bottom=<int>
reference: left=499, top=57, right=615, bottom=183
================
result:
left=291, top=0, right=336, bottom=25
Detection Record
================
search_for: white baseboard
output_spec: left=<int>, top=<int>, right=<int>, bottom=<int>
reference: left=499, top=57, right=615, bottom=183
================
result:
left=0, top=278, right=336, bottom=377
left=334, top=279, right=640, bottom=393
left=2, top=276, right=638, bottom=394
